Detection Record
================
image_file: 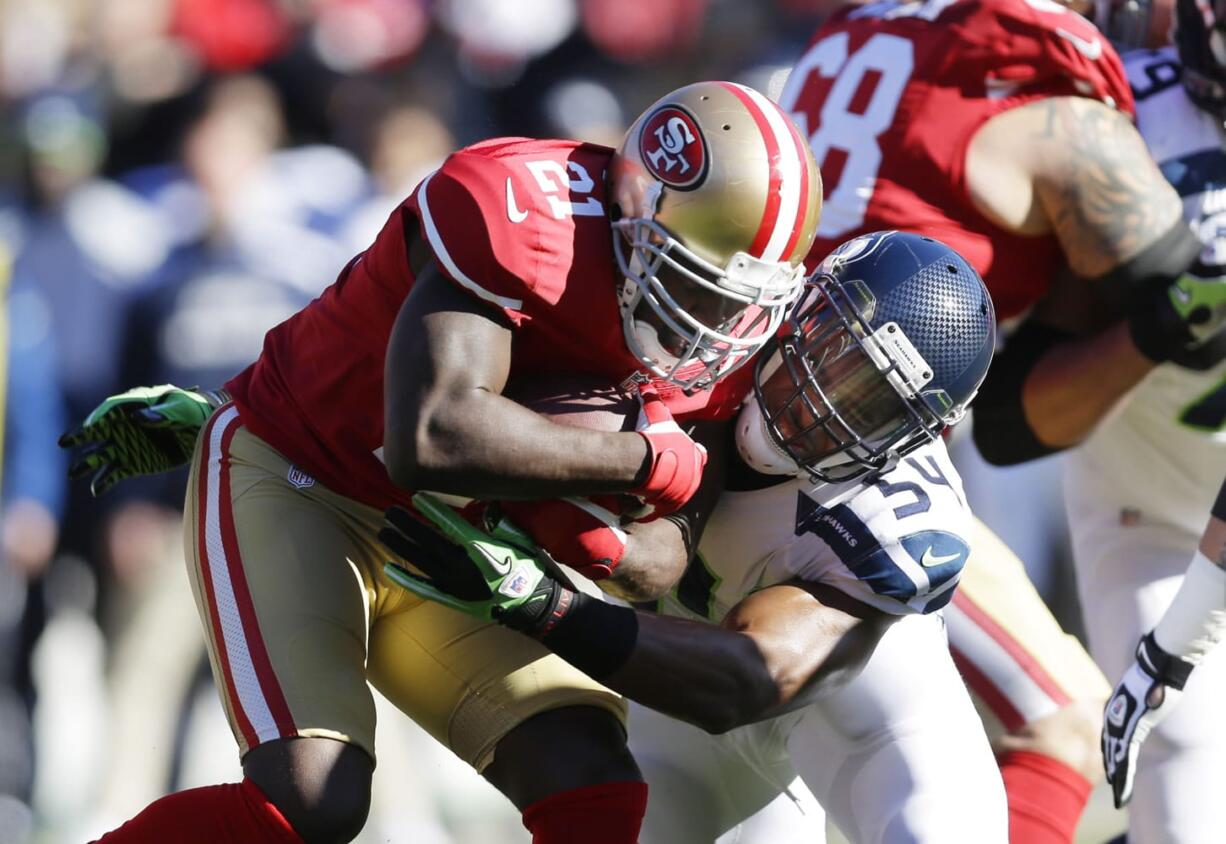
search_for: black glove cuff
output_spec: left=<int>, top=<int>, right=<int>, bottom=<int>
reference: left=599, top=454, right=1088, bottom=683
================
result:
left=538, top=591, right=640, bottom=681
left=497, top=578, right=568, bottom=635
left=1138, top=631, right=1196, bottom=690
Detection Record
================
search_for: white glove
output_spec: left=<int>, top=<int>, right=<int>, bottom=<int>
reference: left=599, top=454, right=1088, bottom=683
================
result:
left=1102, top=631, right=1195, bottom=808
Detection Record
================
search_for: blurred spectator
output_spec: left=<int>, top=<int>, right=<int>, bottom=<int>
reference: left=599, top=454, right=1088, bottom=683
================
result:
left=88, top=73, right=368, bottom=829
left=342, top=102, right=453, bottom=250
left=171, top=0, right=294, bottom=71
left=0, top=253, right=68, bottom=844
left=580, top=0, right=709, bottom=64
left=310, top=0, right=430, bottom=73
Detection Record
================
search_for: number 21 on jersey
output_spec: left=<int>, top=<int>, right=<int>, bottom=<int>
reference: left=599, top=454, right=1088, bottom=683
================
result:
left=779, top=31, right=914, bottom=239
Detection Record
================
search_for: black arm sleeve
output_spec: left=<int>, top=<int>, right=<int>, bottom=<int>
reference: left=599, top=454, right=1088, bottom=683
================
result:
left=970, top=321, right=1073, bottom=466
left=973, top=221, right=1203, bottom=466
left=1090, top=220, right=1203, bottom=314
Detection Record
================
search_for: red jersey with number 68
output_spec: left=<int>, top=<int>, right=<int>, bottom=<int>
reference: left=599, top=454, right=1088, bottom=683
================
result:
left=225, top=138, right=753, bottom=511
left=780, top=0, right=1133, bottom=320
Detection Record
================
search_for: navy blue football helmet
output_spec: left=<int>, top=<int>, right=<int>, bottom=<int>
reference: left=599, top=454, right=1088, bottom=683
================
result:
left=737, top=231, right=996, bottom=483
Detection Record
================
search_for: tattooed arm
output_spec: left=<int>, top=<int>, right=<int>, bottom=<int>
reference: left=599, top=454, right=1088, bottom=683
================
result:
left=964, top=96, right=1183, bottom=449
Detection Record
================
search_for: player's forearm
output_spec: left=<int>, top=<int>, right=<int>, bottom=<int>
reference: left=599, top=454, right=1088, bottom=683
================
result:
left=598, top=521, right=690, bottom=602
left=601, top=452, right=723, bottom=602
left=540, top=599, right=829, bottom=734
left=1149, top=512, right=1226, bottom=664
left=386, top=388, right=651, bottom=498
left=594, top=612, right=784, bottom=734
left=1020, top=321, right=1155, bottom=449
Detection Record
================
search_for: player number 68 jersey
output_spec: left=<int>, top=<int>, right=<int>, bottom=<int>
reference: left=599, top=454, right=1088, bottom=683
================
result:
left=660, top=439, right=973, bottom=622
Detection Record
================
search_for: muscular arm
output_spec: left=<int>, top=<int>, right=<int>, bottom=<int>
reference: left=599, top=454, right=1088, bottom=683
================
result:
left=596, top=582, right=893, bottom=734
left=966, top=96, right=1181, bottom=449
left=382, top=259, right=652, bottom=498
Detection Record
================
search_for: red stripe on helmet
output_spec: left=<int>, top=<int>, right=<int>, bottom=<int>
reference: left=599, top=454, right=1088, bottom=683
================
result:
left=779, top=105, right=812, bottom=262
left=717, top=82, right=783, bottom=259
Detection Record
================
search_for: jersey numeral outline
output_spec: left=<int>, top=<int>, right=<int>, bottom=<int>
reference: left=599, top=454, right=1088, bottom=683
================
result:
left=779, top=31, right=914, bottom=239
left=524, top=160, right=604, bottom=219
left=874, top=456, right=960, bottom=518
left=873, top=476, right=930, bottom=519
left=1132, top=57, right=1181, bottom=102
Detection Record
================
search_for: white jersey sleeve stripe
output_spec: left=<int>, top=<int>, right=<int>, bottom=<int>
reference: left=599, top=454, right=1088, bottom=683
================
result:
left=417, top=171, right=525, bottom=313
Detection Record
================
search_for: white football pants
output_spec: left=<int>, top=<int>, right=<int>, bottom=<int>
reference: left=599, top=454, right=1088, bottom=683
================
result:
left=631, top=613, right=1007, bottom=844
left=1067, top=464, right=1226, bottom=843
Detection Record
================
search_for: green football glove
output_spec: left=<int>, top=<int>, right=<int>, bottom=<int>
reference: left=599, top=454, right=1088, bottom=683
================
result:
left=1132, top=263, right=1226, bottom=369
left=58, top=384, right=229, bottom=496
left=380, top=493, right=572, bottom=634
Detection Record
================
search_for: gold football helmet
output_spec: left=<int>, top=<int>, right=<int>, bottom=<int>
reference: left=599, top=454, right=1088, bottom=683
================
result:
left=610, top=80, right=823, bottom=391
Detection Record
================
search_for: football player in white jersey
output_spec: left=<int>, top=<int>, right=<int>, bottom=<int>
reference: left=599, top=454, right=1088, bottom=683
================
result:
left=1103, top=472, right=1226, bottom=809
left=384, top=230, right=1009, bottom=843
left=1083, top=0, right=1226, bottom=826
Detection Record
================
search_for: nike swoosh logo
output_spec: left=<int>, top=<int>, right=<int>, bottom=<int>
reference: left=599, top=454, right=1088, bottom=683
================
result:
left=506, top=179, right=528, bottom=223
left=1055, top=28, right=1102, bottom=61
left=920, top=547, right=962, bottom=568
left=484, top=551, right=514, bottom=576
left=1172, top=282, right=1193, bottom=305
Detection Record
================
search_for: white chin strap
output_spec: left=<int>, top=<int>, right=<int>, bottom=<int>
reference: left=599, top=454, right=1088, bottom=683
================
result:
left=735, top=399, right=798, bottom=476
left=631, top=320, right=683, bottom=370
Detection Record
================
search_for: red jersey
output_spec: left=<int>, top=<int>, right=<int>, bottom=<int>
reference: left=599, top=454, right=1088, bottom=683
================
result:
left=780, top=0, right=1133, bottom=320
left=226, top=138, right=751, bottom=510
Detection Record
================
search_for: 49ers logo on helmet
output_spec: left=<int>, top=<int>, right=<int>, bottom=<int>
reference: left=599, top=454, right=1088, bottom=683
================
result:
left=639, top=106, right=708, bottom=190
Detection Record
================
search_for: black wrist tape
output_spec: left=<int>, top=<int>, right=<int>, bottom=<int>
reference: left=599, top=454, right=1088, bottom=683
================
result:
left=1139, top=631, right=1195, bottom=690
left=539, top=591, right=640, bottom=681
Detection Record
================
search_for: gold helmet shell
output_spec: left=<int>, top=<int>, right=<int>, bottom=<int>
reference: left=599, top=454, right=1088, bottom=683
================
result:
left=610, top=80, right=823, bottom=391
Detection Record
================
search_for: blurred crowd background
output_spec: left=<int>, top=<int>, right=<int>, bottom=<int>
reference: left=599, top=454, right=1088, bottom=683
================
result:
left=0, top=1, right=1081, bottom=842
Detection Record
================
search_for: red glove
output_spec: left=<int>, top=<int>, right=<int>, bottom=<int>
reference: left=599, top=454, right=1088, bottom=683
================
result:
left=629, top=385, right=707, bottom=519
left=497, top=497, right=628, bottom=580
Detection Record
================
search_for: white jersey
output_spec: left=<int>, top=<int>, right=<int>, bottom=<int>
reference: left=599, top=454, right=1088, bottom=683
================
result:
left=659, top=438, right=973, bottom=621
left=1067, top=47, right=1226, bottom=535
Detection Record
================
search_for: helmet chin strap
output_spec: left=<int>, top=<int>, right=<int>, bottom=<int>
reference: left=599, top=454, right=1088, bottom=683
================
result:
left=735, top=399, right=799, bottom=476
left=735, top=385, right=864, bottom=481
left=631, top=320, right=683, bottom=370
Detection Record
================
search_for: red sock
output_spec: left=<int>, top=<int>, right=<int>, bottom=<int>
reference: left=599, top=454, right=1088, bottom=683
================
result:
left=92, top=779, right=303, bottom=843
left=522, top=781, right=649, bottom=844
left=998, top=750, right=1093, bottom=844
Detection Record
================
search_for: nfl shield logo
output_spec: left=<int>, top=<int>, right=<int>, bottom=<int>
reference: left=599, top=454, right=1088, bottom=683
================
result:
left=287, top=466, right=316, bottom=490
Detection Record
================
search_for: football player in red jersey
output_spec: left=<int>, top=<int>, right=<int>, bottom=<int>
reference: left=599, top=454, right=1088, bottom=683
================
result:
left=778, top=0, right=1226, bottom=841
left=76, top=81, right=822, bottom=844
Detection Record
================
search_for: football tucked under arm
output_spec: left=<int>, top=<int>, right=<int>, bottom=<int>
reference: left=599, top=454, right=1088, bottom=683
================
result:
left=498, top=374, right=707, bottom=599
